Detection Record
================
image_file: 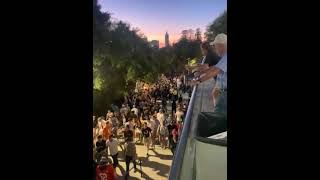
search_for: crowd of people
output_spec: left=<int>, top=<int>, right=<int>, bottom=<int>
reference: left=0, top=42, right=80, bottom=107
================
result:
left=93, top=74, right=191, bottom=180
left=93, top=33, right=227, bottom=180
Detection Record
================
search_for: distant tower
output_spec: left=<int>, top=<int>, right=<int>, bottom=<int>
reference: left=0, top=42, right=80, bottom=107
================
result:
left=165, top=32, right=170, bottom=47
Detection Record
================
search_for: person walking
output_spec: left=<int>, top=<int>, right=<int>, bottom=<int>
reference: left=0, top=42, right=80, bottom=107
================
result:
left=149, top=116, right=159, bottom=149
left=167, top=120, right=175, bottom=150
left=124, top=138, right=137, bottom=177
left=141, top=122, right=152, bottom=156
left=131, top=105, right=139, bottom=117
left=123, top=125, right=133, bottom=142
left=96, top=156, right=117, bottom=180
left=172, top=100, right=177, bottom=116
left=106, top=135, right=119, bottom=168
left=103, top=121, right=112, bottom=140
left=175, top=107, right=184, bottom=123
left=157, top=121, right=169, bottom=149
left=156, top=109, right=165, bottom=125
left=95, top=135, right=108, bottom=165
left=110, top=114, right=118, bottom=138
left=171, top=124, right=178, bottom=155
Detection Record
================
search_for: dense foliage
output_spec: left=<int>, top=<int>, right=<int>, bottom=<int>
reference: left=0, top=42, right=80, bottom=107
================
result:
left=205, top=10, right=227, bottom=41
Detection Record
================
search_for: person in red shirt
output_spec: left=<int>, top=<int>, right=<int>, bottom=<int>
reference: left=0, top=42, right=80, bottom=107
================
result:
left=172, top=127, right=178, bottom=144
left=96, top=156, right=117, bottom=180
left=176, top=120, right=183, bottom=138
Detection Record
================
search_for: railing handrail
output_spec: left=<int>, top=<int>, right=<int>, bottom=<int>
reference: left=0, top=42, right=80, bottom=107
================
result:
left=168, top=84, right=198, bottom=180
left=168, top=57, right=205, bottom=180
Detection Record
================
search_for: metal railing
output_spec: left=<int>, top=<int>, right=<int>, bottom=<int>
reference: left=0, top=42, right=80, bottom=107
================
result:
left=168, top=57, right=205, bottom=180
left=168, top=84, right=198, bottom=180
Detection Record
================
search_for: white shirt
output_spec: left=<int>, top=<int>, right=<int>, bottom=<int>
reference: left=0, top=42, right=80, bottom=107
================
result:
left=98, top=120, right=106, bottom=129
left=98, top=128, right=103, bottom=136
left=102, top=120, right=108, bottom=128
left=131, top=107, right=139, bottom=116
left=98, top=121, right=102, bottom=129
left=177, top=79, right=182, bottom=88
left=125, top=121, right=134, bottom=131
left=106, top=139, right=119, bottom=155
left=157, top=113, right=165, bottom=124
left=176, top=111, right=184, bottom=122
left=149, top=120, right=157, bottom=131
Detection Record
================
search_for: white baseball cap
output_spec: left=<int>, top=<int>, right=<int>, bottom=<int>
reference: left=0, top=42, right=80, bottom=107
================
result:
left=210, top=33, right=227, bottom=45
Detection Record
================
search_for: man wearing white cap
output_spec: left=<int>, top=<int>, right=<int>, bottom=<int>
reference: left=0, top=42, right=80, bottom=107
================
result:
left=191, top=33, right=227, bottom=114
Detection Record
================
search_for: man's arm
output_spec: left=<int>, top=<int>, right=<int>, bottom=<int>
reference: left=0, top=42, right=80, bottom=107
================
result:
left=192, top=64, right=209, bottom=73
left=185, top=64, right=209, bottom=73
left=191, top=66, right=221, bottom=85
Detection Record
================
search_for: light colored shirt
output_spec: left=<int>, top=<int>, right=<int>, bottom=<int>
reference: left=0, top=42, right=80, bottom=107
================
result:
left=120, top=107, right=128, bottom=115
left=215, top=53, right=227, bottom=89
left=106, top=139, right=119, bottom=155
left=177, top=79, right=182, bottom=88
left=157, top=113, right=165, bottom=124
left=125, top=121, right=134, bottom=131
left=149, top=120, right=157, bottom=131
left=98, top=128, right=103, bottom=136
left=100, top=120, right=107, bottom=129
left=131, top=107, right=139, bottom=116
left=107, top=112, right=113, bottom=119
left=176, top=111, right=184, bottom=122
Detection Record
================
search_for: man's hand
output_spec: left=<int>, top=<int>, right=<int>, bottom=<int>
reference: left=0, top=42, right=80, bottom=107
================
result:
left=194, top=71, right=201, bottom=77
left=190, top=79, right=201, bottom=86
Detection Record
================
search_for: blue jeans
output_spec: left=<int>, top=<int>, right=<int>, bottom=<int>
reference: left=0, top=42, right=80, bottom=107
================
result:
left=214, top=91, right=227, bottom=115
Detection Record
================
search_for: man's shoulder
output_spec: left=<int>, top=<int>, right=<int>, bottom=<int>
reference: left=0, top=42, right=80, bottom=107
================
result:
left=221, top=53, right=227, bottom=61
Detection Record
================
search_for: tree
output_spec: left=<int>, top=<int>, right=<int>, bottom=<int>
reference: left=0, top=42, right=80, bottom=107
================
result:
left=205, top=10, right=227, bottom=41
left=93, top=0, right=111, bottom=55
left=188, top=29, right=195, bottom=40
left=181, top=30, right=189, bottom=39
left=93, top=0, right=205, bottom=116
left=93, top=0, right=167, bottom=115
left=195, top=28, right=202, bottom=41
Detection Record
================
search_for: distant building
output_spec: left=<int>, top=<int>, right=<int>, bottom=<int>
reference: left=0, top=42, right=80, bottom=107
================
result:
left=165, top=32, right=170, bottom=47
left=142, top=37, right=148, bottom=42
left=150, top=40, right=159, bottom=49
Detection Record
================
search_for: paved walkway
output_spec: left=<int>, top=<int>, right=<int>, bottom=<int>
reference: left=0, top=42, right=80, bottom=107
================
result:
left=114, top=143, right=173, bottom=180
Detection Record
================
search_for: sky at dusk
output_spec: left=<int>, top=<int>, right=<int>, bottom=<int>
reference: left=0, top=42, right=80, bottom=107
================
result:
left=99, top=0, right=227, bottom=47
